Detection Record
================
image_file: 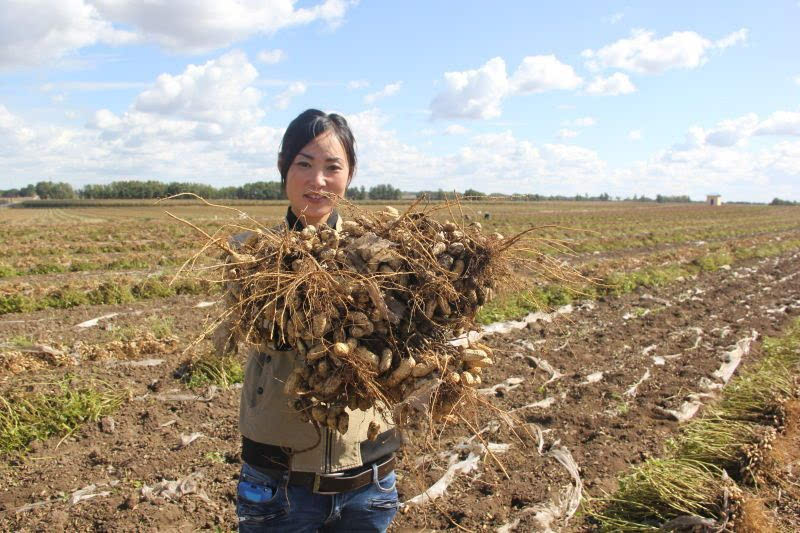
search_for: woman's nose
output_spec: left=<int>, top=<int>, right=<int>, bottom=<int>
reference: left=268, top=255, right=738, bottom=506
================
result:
left=310, top=168, right=326, bottom=187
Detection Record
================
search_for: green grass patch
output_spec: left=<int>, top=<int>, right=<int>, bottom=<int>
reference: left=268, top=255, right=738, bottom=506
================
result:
left=184, top=355, right=244, bottom=389
left=0, top=377, right=126, bottom=456
left=475, top=284, right=577, bottom=324
left=106, top=258, right=150, bottom=270
left=87, top=282, right=136, bottom=305
left=0, top=294, right=35, bottom=314
left=132, top=278, right=174, bottom=299
left=3, top=335, right=35, bottom=349
left=692, top=251, right=733, bottom=272
left=0, top=264, right=18, bottom=278
left=665, top=415, right=769, bottom=480
left=27, top=263, right=67, bottom=275
left=69, top=260, right=101, bottom=272
left=602, top=264, right=691, bottom=297
left=588, top=459, right=734, bottom=531
left=147, top=316, right=175, bottom=339
left=40, top=288, right=89, bottom=309
left=0, top=275, right=216, bottom=316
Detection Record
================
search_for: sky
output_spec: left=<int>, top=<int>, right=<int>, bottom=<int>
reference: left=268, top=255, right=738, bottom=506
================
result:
left=1, top=0, right=799, bottom=202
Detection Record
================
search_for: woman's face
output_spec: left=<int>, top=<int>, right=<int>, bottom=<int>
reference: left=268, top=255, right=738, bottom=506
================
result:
left=284, top=130, right=350, bottom=227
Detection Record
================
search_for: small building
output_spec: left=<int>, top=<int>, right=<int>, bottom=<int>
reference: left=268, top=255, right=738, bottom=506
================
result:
left=706, top=194, right=722, bottom=206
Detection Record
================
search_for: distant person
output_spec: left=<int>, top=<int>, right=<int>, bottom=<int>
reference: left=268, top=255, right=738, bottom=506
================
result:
left=234, top=109, right=401, bottom=532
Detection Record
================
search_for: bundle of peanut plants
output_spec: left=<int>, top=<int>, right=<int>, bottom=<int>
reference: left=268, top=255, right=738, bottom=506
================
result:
left=170, top=195, right=575, bottom=436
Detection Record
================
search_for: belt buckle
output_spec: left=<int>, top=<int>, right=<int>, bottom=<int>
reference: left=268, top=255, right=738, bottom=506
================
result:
left=312, top=473, right=343, bottom=495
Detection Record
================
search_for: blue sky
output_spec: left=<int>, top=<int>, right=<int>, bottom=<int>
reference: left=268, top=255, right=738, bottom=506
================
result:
left=1, top=0, right=799, bottom=201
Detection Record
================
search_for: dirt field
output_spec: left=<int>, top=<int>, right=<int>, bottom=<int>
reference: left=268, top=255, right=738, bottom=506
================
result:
left=1, top=202, right=799, bottom=531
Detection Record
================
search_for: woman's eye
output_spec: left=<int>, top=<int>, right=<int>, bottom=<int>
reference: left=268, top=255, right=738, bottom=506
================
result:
left=328, top=165, right=342, bottom=172
left=296, top=161, right=311, bottom=168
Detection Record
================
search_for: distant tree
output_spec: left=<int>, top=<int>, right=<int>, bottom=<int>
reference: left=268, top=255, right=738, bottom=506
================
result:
left=462, top=188, right=486, bottom=200
left=237, top=181, right=283, bottom=200
left=346, top=185, right=367, bottom=200
left=770, top=198, right=799, bottom=206
left=368, top=184, right=402, bottom=200
left=35, top=180, right=75, bottom=199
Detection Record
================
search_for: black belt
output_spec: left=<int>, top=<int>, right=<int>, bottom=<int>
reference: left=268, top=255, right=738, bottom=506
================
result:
left=242, top=438, right=396, bottom=494
left=286, top=455, right=395, bottom=494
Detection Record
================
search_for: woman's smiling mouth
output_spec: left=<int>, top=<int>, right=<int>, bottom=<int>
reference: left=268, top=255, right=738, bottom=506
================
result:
left=304, top=191, right=327, bottom=202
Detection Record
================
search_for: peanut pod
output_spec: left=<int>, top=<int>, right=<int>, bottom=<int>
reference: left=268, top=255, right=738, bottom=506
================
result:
left=385, top=356, right=416, bottom=387
left=306, top=344, right=328, bottom=362
left=411, top=357, right=437, bottom=377
left=319, top=375, right=343, bottom=396
left=378, top=348, right=393, bottom=374
left=354, top=346, right=379, bottom=370
left=461, top=348, right=488, bottom=363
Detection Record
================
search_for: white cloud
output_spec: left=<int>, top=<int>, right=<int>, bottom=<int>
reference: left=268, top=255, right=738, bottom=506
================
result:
left=628, top=130, right=642, bottom=141
left=703, top=114, right=759, bottom=147
left=430, top=55, right=581, bottom=120
left=0, top=0, right=137, bottom=69
left=91, top=0, right=354, bottom=53
left=585, top=72, right=636, bottom=95
left=603, top=12, right=624, bottom=24
left=430, top=57, right=510, bottom=119
left=715, top=28, right=749, bottom=50
left=754, top=111, right=800, bottom=136
left=444, top=125, right=469, bottom=135
left=0, top=0, right=354, bottom=68
left=794, top=75, right=800, bottom=86
left=133, top=50, right=262, bottom=130
left=257, top=49, right=286, bottom=64
left=671, top=111, right=800, bottom=151
left=364, top=81, right=403, bottom=104
left=557, top=128, right=578, bottom=139
left=87, top=108, right=123, bottom=130
left=510, top=55, right=583, bottom=94
left=582, top=29, right=723, bottom=74
left=347, top=80, right=370, bottom=90
left=273, top=81, right=307, bottom=110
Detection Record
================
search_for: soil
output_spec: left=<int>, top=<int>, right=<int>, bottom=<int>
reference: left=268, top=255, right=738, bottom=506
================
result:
left=1, top=251, right=799, bottom=532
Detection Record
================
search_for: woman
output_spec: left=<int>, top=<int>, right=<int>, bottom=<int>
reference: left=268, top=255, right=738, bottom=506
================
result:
left=235, top=109, right=402, bottom=532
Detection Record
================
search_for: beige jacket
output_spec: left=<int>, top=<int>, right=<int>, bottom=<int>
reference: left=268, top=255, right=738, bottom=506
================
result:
left=237, top=214, right=398, bottom=473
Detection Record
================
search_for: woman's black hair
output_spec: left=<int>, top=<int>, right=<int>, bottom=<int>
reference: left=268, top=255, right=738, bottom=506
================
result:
left=278, top=109, right=357, bottom=190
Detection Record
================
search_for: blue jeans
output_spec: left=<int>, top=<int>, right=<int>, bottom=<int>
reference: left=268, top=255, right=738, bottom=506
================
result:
left=236, top=462, right=399, bottom=532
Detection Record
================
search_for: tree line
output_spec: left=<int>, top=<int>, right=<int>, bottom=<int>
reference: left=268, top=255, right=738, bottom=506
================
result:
left=415, top=190, right=694, bottom=203
left=5, top=180, right=788, bottom=205
left=0, top=180, right=404, bottom=201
